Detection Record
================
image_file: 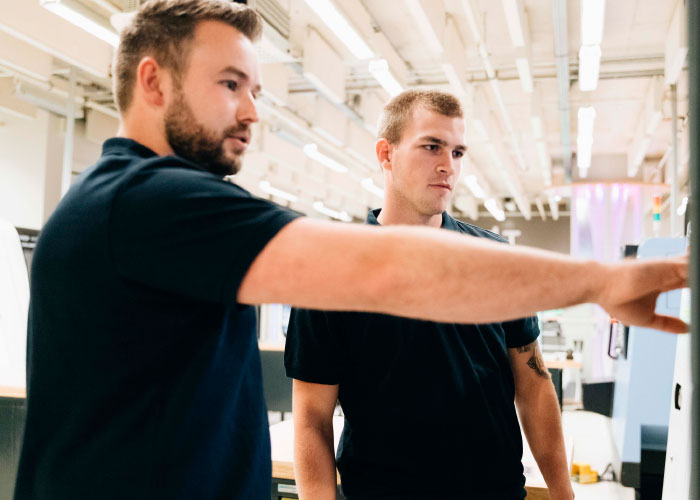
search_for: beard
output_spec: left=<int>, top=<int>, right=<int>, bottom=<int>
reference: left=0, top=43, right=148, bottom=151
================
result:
left=164, top=90, right=248, bottom=177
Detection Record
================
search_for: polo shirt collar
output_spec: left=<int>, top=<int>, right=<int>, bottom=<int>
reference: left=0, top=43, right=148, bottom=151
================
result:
left=102, top=137, right=159, bottom=159
left=367, top=208, right=458, bottom=230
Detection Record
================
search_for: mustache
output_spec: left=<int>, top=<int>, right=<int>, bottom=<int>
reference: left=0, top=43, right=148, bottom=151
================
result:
left=223, top=123, right=250, bottom=138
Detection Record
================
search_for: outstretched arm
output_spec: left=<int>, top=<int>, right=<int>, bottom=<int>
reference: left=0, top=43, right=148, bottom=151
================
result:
left=239, top=218, right=687, bottom=331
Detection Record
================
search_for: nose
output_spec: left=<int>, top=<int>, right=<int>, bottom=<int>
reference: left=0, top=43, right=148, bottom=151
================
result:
left=237, top=90, right=259, bottom=124
left=437, top=151, right=458, bottom=176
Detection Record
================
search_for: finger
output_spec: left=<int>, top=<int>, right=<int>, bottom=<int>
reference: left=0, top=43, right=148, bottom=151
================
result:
left=646, top=258, right=688, bottom=292
left=646, top=314, right=689, bottom=334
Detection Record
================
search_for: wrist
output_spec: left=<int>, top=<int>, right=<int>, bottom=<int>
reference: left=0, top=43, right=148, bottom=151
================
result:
left=579, top=259, right=609, bottom=306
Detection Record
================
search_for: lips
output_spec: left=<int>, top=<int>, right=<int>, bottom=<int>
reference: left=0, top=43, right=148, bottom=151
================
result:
left=228, top=135, right=250, bottom=150
left=430, top=183, right=452, bottom=191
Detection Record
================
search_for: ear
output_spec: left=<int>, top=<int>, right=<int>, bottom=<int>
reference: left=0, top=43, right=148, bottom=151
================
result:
left=375, top=138, right=393, bottom=172
left=135, top=56, right=168, bottom=109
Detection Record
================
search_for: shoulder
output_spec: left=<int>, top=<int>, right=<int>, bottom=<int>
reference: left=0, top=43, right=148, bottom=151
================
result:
left=116, top=155, right=254, bottom=206
left=451, top=217, right=508, bottom=243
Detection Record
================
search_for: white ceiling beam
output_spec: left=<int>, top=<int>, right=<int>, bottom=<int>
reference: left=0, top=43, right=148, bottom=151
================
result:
left=442, top=16, right=469, bottom=97
left=534, top=197, right=547, bottom=221
left=627, top=76, right=664, bottom=177
left=664, top=0, right=688, bottom=85
left=547, top=194, right=560, bottom=221
left=0, top=0, right=113, bottom=79
left=405, top=0, right=446, bottom=56
left=0, top=31, right=54, bottom=82
left=331, top=0, right=409, bottom=88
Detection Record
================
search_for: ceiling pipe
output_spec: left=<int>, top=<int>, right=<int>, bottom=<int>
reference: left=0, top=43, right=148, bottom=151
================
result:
left=552, top=0, right=572, bottom=181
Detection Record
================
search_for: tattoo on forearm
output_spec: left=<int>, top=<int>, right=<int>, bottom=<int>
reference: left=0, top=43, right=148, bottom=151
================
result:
left=519, top=341, right=550, bottom=379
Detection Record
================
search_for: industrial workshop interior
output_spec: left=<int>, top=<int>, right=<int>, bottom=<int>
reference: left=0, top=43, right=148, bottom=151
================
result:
left=0, top=0, right=698, bottom=499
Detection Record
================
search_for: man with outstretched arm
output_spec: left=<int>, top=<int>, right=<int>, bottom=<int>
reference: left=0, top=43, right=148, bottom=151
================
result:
left=15, top=2, right=686, bottom=499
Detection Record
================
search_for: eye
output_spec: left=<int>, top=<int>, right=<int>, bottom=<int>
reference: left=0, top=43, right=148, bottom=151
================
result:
left=453, top=150, right=464, bottom=158
left=424, top=144, right=439, bottom=152
left=222, top=80, right=239, bottom=92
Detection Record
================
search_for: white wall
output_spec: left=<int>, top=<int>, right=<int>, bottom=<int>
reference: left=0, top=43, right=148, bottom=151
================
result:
left=0, top=110, right=50, bottom=229
left=0, top=108, right=112, bottom=230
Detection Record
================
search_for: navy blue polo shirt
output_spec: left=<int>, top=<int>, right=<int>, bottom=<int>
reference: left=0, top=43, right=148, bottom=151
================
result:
left=285, top=209, right=540, bottom=500
left=15, top=138, right=301, bottom=499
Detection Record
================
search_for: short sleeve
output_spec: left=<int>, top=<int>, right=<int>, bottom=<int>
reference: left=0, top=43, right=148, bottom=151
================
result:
left=110, top=163, right=302, bottom=304
left=503, top=315, right=540, bottom=349
left=284, top=308, right=342, bottom=385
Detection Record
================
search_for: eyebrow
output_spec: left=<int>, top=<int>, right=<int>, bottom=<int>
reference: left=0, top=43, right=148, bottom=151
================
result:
left=419, top=136, right=467, bottom=151
left=219, top=65, right=262, bottom=94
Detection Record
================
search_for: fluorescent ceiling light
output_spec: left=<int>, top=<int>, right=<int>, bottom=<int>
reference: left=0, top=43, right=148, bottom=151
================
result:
left=302, top=0, right=374, bottom=60
left=313, top=201, right=352, bottom=221
left=361, top=177, right=385, bottom=198
left=677, top=196, right=688, bottom=216
left=303, top=143, right=348, bottom=173
left=259, top=180, right=298, bottom=203
left=368, top=59, right=403, bottom=97
left=504, top=200, right=517, bottom=212
left=41, top=0, right=119, bottom=47
left=578, top=45, right=601, bottom=91
left=502, top=0, right=525, bottom=47
left=577, top=106, right=596, bottom=140
left=484, top=198, right=506, bottom=221
left=515, top=57, right=533, bottom=93
left=405, top=0, right=444, bottom=55
left=463, top=175, right=486, bottom=199
left=577, top=137, right=593, bottom=168
left=580, top=0, right=606, bottom=46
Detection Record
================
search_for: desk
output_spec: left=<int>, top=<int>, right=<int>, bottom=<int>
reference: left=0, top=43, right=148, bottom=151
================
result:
left=270, top=418, right=570, bottom=500
left=0, top=385, right=25, bottom=398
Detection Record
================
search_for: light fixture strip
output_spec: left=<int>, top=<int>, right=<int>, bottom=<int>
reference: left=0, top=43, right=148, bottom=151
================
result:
left=41, top=0, right=119, bottom=47
left=361, top=178, right=385, bottom=198
left=302, top=0, right=374, bottom=60
left=313, top=201, right=351, bottom=222
left=578, top=45, right=602, bottom=91
left=303, top=143, right=349, bottom=173
left=484, top=198, right=506, bottom=221
left=259, top=181, right=298, bottom=203
left=502, top=0, right=526, bottom=47
left=463, top=175, right=486, bottom=199
left=368, top=59, right=403, bottom=97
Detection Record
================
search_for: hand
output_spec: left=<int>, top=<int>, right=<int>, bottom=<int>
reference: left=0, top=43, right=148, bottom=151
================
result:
left=598, top=256, right=688, bottom=333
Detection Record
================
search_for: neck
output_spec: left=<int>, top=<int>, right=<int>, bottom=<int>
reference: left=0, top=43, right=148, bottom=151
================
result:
left=117, top=114, right=174, bottom=157
left=377, top=191, right=443, bottom=228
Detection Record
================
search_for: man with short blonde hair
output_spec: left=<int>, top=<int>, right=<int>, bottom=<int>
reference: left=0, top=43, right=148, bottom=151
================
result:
left=286, top=89, right=574, bottom=500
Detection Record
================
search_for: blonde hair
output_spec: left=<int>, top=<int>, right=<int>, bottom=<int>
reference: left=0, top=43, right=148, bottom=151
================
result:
left=114, top=0, right=262, bottom=112
left=377, top=89, right=463, bottom=144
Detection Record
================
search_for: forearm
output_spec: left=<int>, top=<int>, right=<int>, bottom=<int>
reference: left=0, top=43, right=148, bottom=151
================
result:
left=374, top=225, right=601, bottom=323
left=517, top=384, right=573, bottom=500
left=294, top=423, right=337, bottom=500
left=241, top=219, right=602, bottom=324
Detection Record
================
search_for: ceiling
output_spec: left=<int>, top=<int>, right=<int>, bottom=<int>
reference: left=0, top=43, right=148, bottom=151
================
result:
left=0, top=0, right=690, bottom=222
